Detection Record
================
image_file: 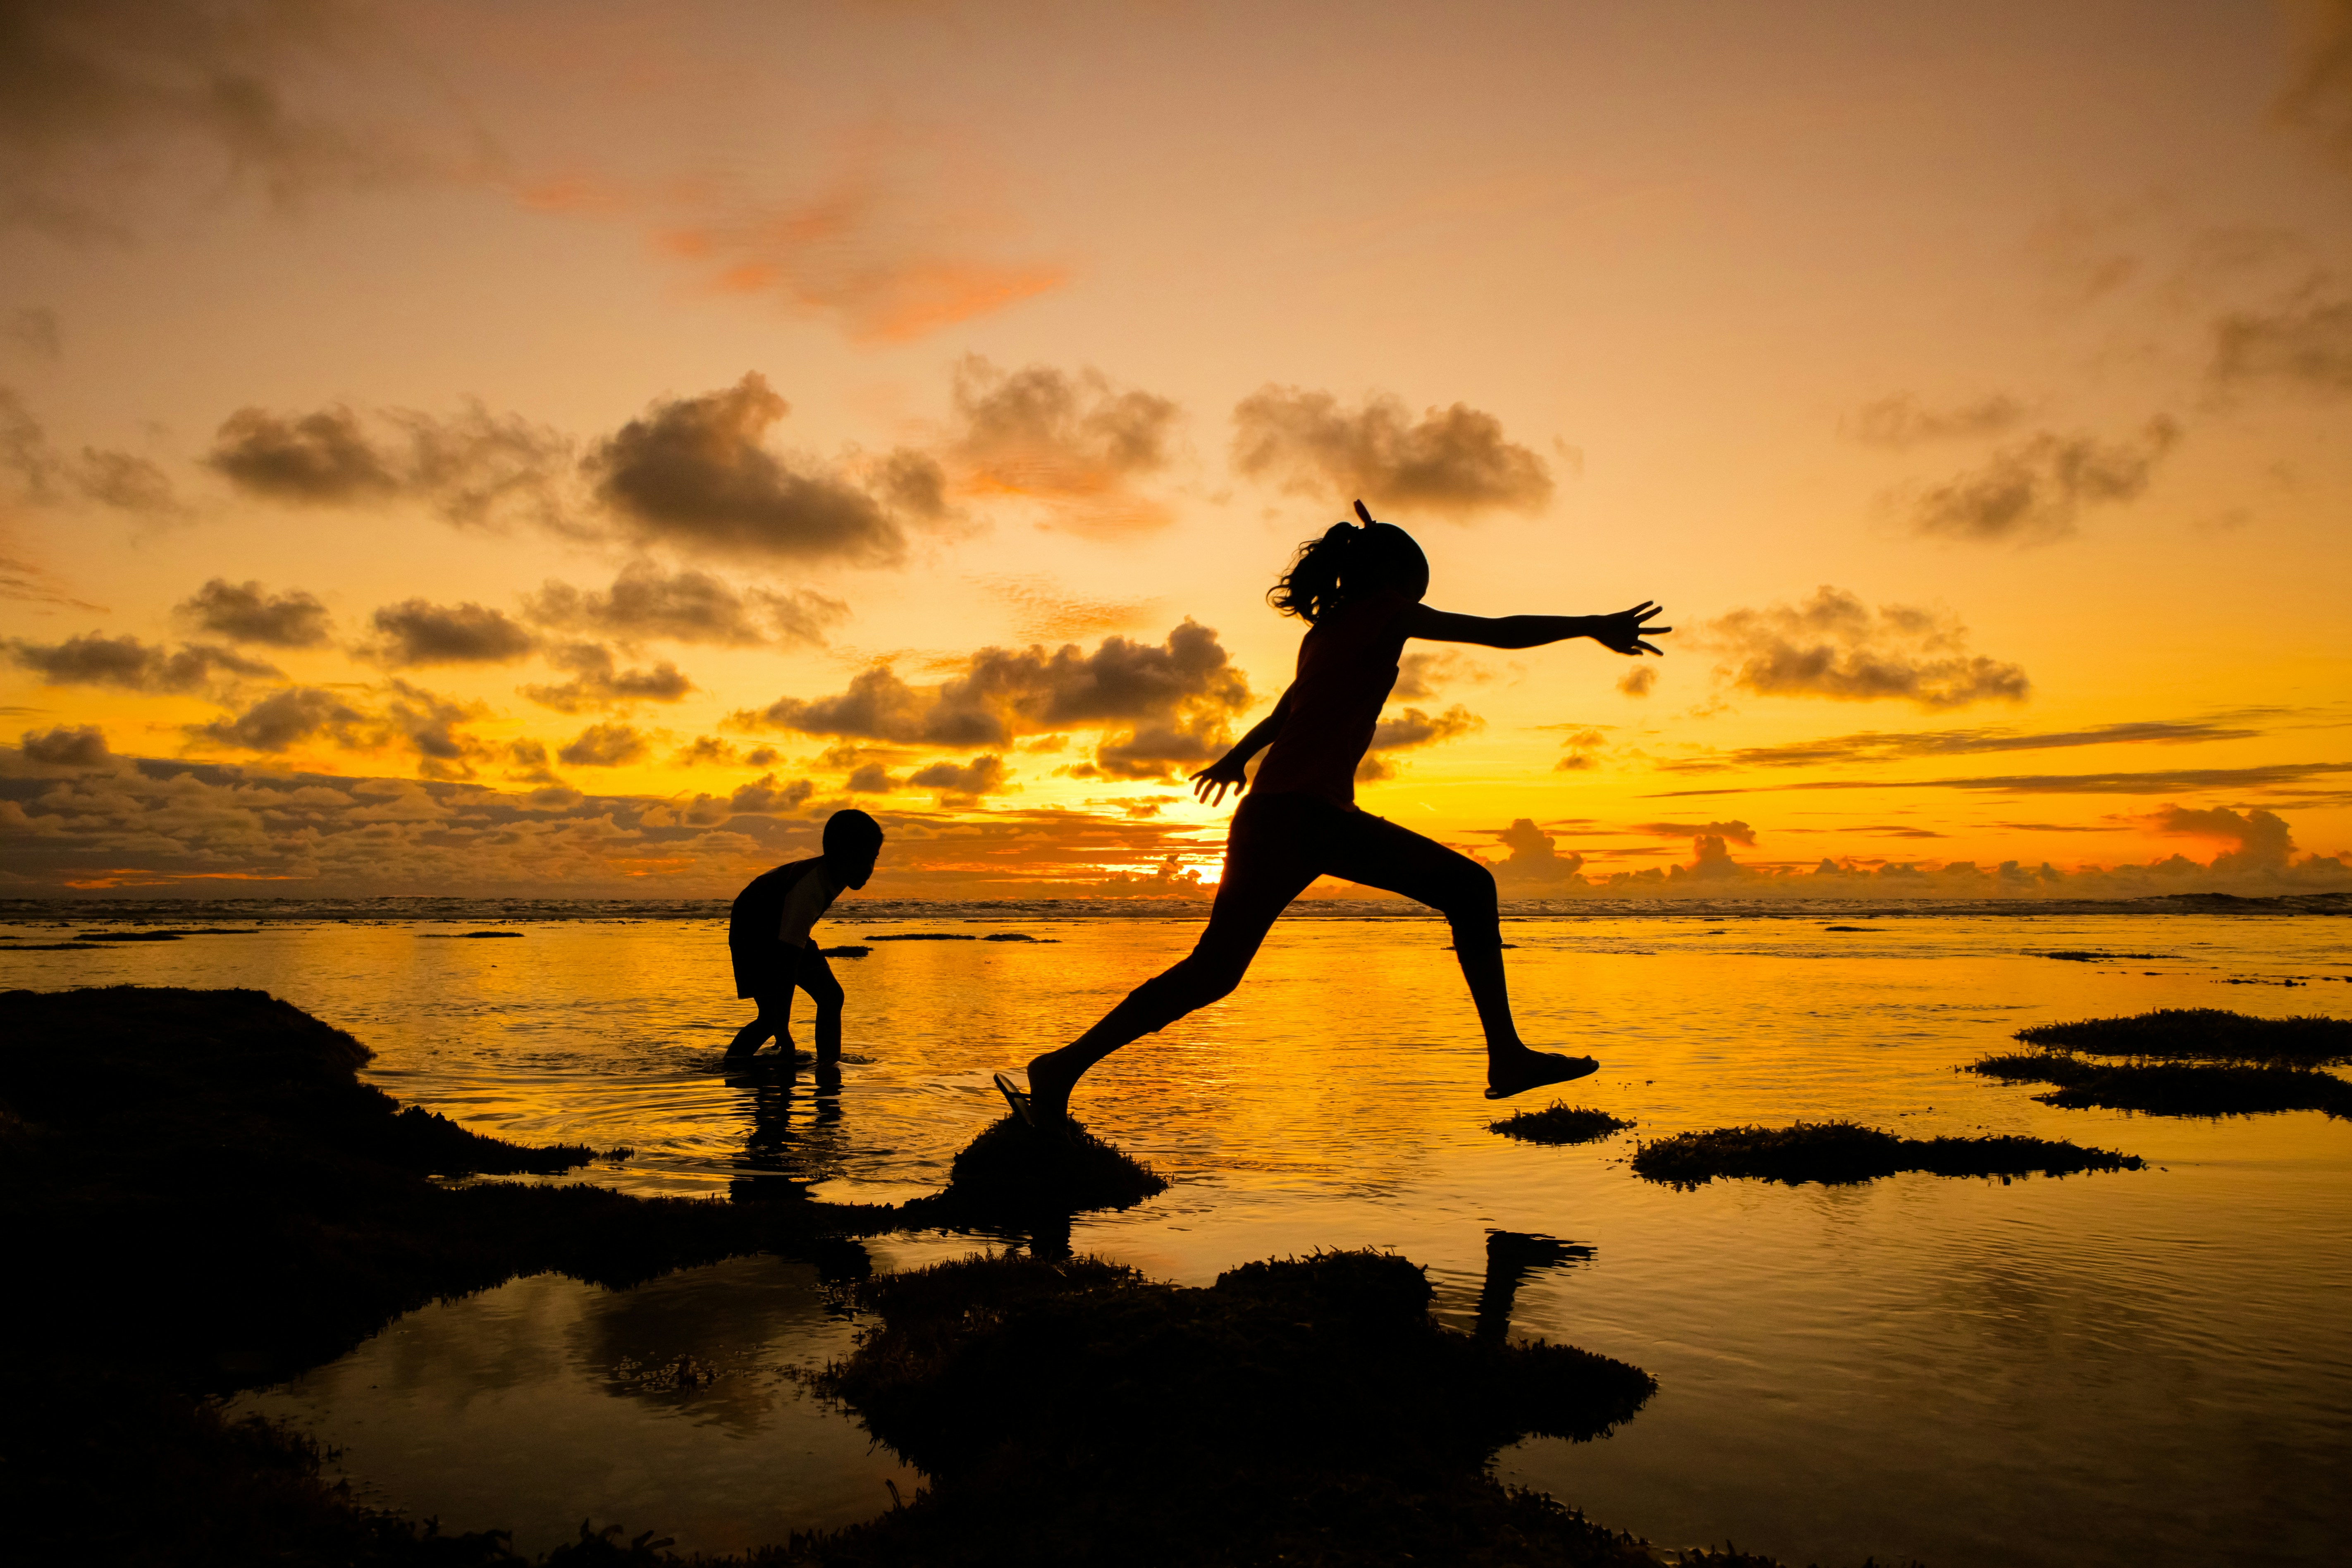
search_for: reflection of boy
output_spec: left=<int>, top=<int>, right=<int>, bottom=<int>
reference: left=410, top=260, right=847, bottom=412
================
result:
left=725, top=809, right=884, bottom=1063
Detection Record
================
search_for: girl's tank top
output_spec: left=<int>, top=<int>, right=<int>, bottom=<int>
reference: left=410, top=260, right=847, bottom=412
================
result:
left=1249, top=588, right=1412, bottom=806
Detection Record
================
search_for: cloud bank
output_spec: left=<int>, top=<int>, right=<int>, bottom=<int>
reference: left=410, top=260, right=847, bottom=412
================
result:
left=1703, top=587, right=2030, bottom=709
left=1231, top=387, right=1554, bottom=518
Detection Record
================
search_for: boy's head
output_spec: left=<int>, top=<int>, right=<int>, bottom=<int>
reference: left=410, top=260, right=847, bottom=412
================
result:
left=821, top=808, right=885, bottom=889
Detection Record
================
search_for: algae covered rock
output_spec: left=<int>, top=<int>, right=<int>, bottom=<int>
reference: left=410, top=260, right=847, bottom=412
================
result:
left=1631, top=1120, right=2142, bottom=1189
left=811, top=1248, right=1659, bottom=1566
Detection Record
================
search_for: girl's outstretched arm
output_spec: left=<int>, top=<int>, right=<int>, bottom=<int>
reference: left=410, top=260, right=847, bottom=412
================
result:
left=1402, top=601, right=1671, bottom=655
left=1191, top=685, right=1295, bottom=805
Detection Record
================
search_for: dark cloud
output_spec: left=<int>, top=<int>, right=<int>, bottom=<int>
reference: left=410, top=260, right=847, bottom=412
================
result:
left=174, top=578, right=332, bottom=647
left=1085, top=718, right=1232, bottom=782
left=844, top=762, right=899, bottom=793
left=1704, top=587, right=2029, bottom=709
left=2, top=386, right=187, bottom=514
left=556, top=721, right=651, bottom=768
left=950, top=357, right=1180, bottom=535
left=1633, top=819, right=1757, bottom=847
left=1390, top=649, right=1490, bottom=701
left=1230, top=387, right=1553, bottom=519
left=1355, top=704, right=1482, bottom=783
left=0, top=0, right=422, bottom=243
left=208, top=404, right=399, bottom=503
left=524, top=563, right=843, bottom=649
left=1648, top=760, right=2352, bottom=799
left=1844, top=393, right=2027, bottom=449
left=207, top=401, right=573, bottom=528
left=874, top=447, right=951, bottom=521
left=72, top=448, right=182, bottom=514
left=502, top=740, right=563, bottom=788
left=2149, top=804, right=2295, bottom=870
left=907, top=754, right=1011, bottom=802
left=669, top=735, right=740, bottom=768
left=1488, top=818, right=1585, bottom=886
left=1659, top=717, right=2268, bottom=773
left=391, top=403, right=575, bottom=530
left=6, top=305, right=60, bottom=359
left=1617, top=665, right=1657, bottom=698
left=1906, top=419, right=2180, bottom=544
left=3, top=632, right=277, bottom=691
left=2211, top=284, right=2352, bottom=397
left=737, top=621, right=1252, bottom=781
left=590, top=373, right=905, bottom=566
left=18, top=722, right=109, bottom=767
left=366, top=599, right=537, bottom=666
left=188, top=685, right=368, bottom=753
left=521, top=643, right=693, bottom=713
left=380, top=680, right=489, bottom=777
left=730, top=772, right=814, bottom=814
left=2276, top=0, right=2352, bottom=167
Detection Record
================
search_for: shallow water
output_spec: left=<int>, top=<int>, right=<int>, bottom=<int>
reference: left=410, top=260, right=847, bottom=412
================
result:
left=6, top=909, right=2350, bottom=1563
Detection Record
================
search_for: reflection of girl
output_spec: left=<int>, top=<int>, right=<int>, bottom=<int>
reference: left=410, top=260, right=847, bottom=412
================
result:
left=998, top=503, right=1669, bottom=1126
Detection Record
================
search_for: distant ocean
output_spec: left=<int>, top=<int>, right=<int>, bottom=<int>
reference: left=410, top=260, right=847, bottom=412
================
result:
left=5, top=890, right=2348, bottom=926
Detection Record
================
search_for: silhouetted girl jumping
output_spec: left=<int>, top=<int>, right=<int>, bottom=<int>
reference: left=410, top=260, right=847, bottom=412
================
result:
left=996, top=501, right=1669, bottom=1126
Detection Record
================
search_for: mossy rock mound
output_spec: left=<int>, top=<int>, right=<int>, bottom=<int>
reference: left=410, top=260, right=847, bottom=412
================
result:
left=917, top=1115, right=1167, bottom=1227
left=1632, top=1120, right=2141, bottom=1189
left=810, top=1248, right=1659, bottom=1566
left=0, top=985, right=593, bottom=1179
left=1490, top=1102, right=1635, bottom=1146
left=2014, top=1008, right=2352, bottom=1067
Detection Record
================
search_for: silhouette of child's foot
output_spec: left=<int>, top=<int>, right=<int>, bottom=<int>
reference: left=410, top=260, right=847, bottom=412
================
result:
left=1485, top=1050, right=1599, bottom=1101
left=993, top=1055, right=1080, bottom=1129
left=993, top=1070, right=1036, bottom=1124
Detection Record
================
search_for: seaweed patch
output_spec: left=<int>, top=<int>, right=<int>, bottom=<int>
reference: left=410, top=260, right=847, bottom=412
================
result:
left=1631, top=1120, right=2142, bottom=1189
left=1968, top=1009, right=2352, bottom=1118
left=1489, top=1102, right=1636, bottom=1145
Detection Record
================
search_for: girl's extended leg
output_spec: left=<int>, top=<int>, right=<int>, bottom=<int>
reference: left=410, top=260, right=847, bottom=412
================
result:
left=1022, top=797, right=1320, bottom=1121
left=1311, top=808, right=1596, bottom=1098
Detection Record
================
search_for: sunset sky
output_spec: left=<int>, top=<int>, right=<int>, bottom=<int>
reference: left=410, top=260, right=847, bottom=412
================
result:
left=4, top=0, right=2349, bottom=898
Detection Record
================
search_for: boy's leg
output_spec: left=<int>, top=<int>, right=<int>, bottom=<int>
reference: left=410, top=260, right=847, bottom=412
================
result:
left=796, top=947, right=845, bottom=1062
left=727, top=993, right=784, bottom=1058
left=1316, top=810, right=1596, bottom=1098
left=1022, top=798, right=1317, bottom=1121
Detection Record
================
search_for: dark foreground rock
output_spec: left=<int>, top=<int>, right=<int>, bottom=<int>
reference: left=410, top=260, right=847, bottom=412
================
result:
left=0, top=986, right=1852, bottom=1567
left=800, top=1248, right=1662, bottom=1567
left=1632, top=1120, right=2143, bottom=1189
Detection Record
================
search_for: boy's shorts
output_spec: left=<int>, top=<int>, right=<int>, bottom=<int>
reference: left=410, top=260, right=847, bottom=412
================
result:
left=731, top=941, right=840, bottom=1003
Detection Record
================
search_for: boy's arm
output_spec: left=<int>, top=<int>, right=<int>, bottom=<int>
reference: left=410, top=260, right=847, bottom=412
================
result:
left=1192, top=685, right=1295, bottom=806
left=1401, top=601, right=1670, bottom=655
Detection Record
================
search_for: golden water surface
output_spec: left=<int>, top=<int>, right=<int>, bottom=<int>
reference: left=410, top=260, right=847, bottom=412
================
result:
left=6, top=911, right=2347, bottom=1564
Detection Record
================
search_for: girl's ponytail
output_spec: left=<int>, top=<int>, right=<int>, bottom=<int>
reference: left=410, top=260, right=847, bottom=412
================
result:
left=1267, top=502, right=1425, bottom=623
left=1267, top=520, right=1366, bottom=623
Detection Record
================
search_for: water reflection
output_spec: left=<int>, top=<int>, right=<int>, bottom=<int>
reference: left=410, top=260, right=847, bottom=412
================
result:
left=233, top=1257, right=917, bottom=1558
left=726, top=1057, right=849, bottom=1204
left=19, top=912, right=2352, bottom=1568
left=1476, top=1230, right=1595, bottom=1343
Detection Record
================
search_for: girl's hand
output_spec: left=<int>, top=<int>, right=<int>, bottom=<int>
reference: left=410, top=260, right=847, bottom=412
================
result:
left=1190, top=753, right=1251, bottom=807
left=1588, top=602, right=1671, bottom=656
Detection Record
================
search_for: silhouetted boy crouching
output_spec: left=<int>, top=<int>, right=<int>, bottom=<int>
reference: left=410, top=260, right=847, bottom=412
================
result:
left=726, top=809, right=884, bottom=1063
